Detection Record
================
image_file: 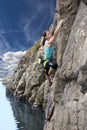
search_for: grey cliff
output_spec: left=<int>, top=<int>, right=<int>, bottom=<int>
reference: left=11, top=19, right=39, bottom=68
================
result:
left=5, top=0, right=87, bottom=130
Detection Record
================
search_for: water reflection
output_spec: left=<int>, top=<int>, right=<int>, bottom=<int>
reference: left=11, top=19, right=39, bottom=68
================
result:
left=6, top=92, right=45, bottom=130
left=0, top=82, right=16, bottom=130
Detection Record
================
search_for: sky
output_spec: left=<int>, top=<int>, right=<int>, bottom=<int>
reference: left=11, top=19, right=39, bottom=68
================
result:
left=0, top=0, right=56, bottom=79
left=0, top=0, right=56, bottom=53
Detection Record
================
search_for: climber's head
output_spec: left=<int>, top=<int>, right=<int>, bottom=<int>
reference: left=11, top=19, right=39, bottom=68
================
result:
left=41, top=30, right=52, bottom=46
left=43, top=30, right=52, bottom=40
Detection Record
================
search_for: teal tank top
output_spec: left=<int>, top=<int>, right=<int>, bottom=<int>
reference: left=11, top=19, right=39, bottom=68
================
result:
left=44, top=40, right=55, bottom=60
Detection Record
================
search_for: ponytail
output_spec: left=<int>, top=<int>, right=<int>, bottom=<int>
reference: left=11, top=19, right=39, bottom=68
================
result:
left=42, top=31, right=47, bottom=46
left=42, top=37, right=46, bottom=46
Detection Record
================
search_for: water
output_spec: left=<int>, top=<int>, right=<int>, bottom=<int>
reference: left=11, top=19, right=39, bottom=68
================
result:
left=0, top=82, right=45, bottom=130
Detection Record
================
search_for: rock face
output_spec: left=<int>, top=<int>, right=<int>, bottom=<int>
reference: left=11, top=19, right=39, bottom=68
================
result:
left=5, top=0, right=87, bottom=130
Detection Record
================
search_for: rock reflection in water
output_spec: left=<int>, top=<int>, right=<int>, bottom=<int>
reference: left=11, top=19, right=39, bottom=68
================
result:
left=6, top=92, right=45, bottom=130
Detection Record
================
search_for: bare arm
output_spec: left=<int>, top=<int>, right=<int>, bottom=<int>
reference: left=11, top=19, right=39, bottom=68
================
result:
left=53, top=19, right=63, bottom=37
left=40, top=36, right=44, bottom=46
left=48, top=19, right=64, bottom=45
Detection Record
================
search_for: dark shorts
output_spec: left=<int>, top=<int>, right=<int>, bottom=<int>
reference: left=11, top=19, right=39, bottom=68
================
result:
left=45, top=61, right=58, bottom=76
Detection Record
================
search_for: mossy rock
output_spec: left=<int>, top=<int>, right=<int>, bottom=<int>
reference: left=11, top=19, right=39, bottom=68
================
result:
left=26, top=40, right=40, bottom=56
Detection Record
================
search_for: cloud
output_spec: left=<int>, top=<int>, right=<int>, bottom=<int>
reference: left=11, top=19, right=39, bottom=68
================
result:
left=0, top=51, right=26, bottom=79
left=2, top=51, right=26, bottom=62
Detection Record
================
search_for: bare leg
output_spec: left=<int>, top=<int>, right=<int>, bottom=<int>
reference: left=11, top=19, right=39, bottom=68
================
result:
left=48, top=67, right=55, bottom=81
left=48, top=67, right=55, bottom=75
left=46, top=75, right=52, bottom=86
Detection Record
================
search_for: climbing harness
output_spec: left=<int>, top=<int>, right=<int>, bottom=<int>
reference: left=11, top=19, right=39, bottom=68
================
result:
left=38, top=54, right=50, bottom=68
left=38, top=56, right=44, bottom=64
